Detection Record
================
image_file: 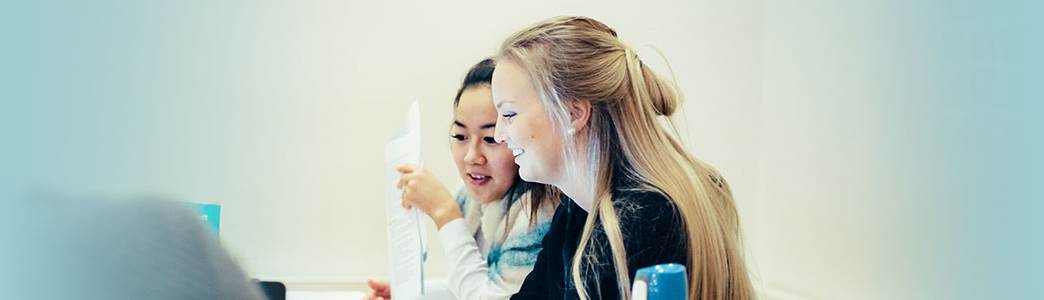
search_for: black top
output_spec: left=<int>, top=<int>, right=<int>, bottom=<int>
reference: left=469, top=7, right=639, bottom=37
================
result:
left=511, top=184, right=689, bottom=300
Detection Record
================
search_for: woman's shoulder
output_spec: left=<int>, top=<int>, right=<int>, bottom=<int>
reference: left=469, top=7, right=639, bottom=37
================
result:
left=611, top=187, right=685, bottom=244
left=612, top=187, right=690, bottom=268
left=613, top=187, right=677, bottom=218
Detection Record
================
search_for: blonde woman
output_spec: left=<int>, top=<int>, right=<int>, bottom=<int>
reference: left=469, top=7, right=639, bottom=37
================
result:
left=488, top=17, right=754, bottom=300
left=375, top=59, right=559, bottom=300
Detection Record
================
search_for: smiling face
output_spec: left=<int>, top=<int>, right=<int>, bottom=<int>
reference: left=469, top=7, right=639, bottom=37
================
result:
left=450, top=86, right=520, bottom=203
left=491, top=59, right=565, bottom=185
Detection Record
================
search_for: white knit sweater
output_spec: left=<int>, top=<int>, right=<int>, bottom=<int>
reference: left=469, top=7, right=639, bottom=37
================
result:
left=434, top=186, right=555, bottom=300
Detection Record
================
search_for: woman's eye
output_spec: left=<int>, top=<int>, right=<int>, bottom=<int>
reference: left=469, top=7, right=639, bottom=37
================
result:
left=482, top=137, right=498, bottom=144
left=501, top=112, right=517, bottom=121
left=450, top=134, right=466, bottom=141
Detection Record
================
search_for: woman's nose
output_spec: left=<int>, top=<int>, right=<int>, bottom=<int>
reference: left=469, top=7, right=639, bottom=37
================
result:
left=464, top=142, right=486, bottom=165
left=493, top=124, right=507, bottom=144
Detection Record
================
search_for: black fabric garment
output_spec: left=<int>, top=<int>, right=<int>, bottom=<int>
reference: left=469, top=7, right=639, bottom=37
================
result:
left=511, top=185, right=689, bottom=300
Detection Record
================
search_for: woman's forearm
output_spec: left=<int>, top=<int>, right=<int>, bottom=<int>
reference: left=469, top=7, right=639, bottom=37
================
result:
left=438, top=219, right=515, bottom=300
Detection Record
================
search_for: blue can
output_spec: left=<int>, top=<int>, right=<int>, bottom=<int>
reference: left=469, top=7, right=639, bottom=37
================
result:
left=634, top=263, right=687, bottom=300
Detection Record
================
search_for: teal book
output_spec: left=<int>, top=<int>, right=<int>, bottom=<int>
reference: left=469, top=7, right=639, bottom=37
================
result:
left=190, top=202, right=221, bottom=237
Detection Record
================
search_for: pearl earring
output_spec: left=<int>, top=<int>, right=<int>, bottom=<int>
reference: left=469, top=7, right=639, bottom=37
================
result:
left=566, top=128, right=576, bottom=135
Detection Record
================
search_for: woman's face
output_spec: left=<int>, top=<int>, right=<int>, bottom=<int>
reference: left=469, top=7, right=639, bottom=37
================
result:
left=491, top=60, right=564, bottom=185
left=451, top=86, right=520, bottom=203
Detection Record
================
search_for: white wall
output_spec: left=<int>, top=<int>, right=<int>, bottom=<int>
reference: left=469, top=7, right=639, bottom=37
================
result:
left=171, top=0, right=770, bottom=288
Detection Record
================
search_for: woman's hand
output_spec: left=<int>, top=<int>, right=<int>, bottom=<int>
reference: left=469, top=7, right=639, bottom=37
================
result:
left=362, top=279, right=391, bottom=300
left=396, top=164, right=462, bottom=229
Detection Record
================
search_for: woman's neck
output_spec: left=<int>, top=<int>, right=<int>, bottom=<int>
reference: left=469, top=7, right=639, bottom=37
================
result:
left=555, top=158, right=595, bottom=213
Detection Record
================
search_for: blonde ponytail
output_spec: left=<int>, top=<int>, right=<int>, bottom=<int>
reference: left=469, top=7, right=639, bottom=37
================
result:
left=499, top=16, right=753, bottom=300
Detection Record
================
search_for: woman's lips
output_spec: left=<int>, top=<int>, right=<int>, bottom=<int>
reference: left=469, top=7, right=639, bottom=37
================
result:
left=466, top=173, right=491, bottom=186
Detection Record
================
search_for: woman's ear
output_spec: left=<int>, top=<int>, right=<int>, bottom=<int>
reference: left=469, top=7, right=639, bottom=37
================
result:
left=566, top=99, right=592, bottom=134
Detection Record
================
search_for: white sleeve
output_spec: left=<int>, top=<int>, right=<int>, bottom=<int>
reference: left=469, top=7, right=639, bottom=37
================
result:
left=438, top=219, right=515, bottom=300
left=422, top=279, right=455, bottom=300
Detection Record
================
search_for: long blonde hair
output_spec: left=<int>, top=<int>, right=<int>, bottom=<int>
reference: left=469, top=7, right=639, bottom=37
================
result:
left=497, top=16, right=753, bottom=300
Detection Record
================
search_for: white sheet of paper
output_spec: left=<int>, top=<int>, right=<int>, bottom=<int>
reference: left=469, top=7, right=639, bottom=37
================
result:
left=382, top=100, right=426, bottom=300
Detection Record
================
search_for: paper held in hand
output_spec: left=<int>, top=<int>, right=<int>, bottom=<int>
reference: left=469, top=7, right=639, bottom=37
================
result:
left=382, top=100, right=427, bottom=299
